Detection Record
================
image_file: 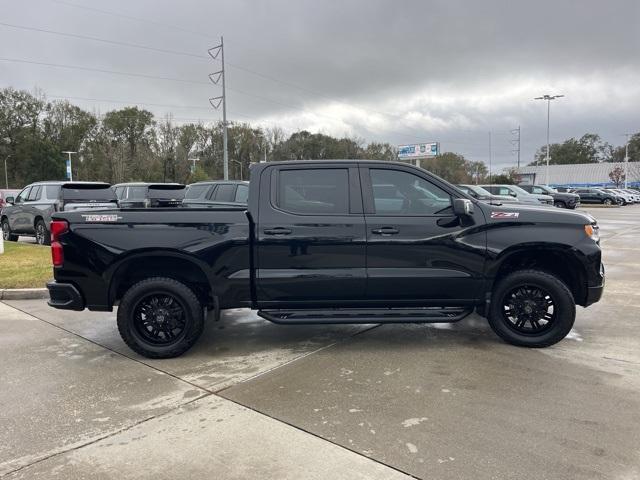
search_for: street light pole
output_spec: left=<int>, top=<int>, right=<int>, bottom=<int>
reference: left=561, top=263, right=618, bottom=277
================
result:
left=534, top=94, right=564, bottom=185
left=62, top=151, right=77, bottom=181
left=623, top=133, right=631, bottom=189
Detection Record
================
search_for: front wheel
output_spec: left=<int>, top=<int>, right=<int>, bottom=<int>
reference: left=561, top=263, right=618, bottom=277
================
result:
left=117, top=277, right=205, bottom=358
left=2, top=219, right=18, bottom=241
left=602, top=198, right=612, bottom=205
left=488, top=270, right=575, bottom=348
left=554, top=201, right=566, bottom=208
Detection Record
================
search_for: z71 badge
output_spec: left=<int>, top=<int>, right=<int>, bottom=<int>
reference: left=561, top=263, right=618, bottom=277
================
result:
left=81, top=214, right=122, bottom=222
left=491, top=212, right=520, bottom=219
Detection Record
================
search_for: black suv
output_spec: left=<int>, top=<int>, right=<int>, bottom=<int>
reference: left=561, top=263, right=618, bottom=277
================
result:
left=519, top=184, right=580, bottom=209
left=182, top=181, right=249, bottom=208
left=572, top=188, right=619, bottom=205
left=113, top=183, right=186, bottom=208
left=1, top=182, right=117, bottom=245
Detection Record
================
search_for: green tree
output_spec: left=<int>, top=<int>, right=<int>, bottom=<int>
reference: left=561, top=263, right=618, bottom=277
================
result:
left=531, top=133, right=613, bottom=166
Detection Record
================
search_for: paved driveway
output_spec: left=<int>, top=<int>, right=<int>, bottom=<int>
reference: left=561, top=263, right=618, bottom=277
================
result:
left=1, top=206, right=639, bottom=479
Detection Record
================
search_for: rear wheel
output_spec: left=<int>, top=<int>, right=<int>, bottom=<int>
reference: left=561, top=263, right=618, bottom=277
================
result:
left=35, top=219, right=51, bottom=245
left=488, top=270, right=575, bottom=348
left=117, top=277, right=204, bottom=358
left=2, top=219, right=18, bottom=241
left=602, top=198, right=612, bottom=205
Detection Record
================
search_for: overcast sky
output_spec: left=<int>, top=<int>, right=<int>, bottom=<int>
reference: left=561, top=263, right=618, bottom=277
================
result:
left=1, top=0, right=639, bottom=171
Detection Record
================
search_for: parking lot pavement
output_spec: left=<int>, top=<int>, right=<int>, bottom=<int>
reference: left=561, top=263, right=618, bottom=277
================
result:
left=2, top=206, right=640, bottom=479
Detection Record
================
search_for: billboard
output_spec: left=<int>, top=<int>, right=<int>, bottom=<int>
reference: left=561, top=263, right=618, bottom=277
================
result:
left=398, top=142, right=439, bottom=159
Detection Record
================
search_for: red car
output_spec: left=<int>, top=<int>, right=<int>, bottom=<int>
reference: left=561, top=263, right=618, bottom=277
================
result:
left=0, top=189, right=20, bottom=210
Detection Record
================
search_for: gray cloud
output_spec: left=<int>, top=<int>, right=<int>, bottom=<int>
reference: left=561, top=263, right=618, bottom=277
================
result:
left=1, top=0, right=638, bottom=170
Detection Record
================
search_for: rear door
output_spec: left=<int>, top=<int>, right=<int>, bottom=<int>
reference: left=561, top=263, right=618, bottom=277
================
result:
left=256, top=164, right=366, bottom=306
left=361, top=164, right=486, bottom=305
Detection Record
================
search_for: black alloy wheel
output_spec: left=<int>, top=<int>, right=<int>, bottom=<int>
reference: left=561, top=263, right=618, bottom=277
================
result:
left=501, top=285, right=555, bottom=334
left=132, top=293, right=187, bottom=346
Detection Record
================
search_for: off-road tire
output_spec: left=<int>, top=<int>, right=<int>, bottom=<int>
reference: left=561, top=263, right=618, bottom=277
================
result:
left=117, top=277, right=204, bottom=358
left=488, top=269, right=576, bottom=348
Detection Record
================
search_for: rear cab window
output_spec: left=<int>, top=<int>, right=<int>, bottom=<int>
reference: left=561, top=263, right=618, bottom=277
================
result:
left=148, top=186, right=186, bottom=200
left=235, top=184, right=249, bottom=203
left=214, top=184, right=236, bottom=202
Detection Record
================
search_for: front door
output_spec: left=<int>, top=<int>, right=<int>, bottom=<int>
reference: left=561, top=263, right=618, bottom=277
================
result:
left=256, top=164, right=366, bottom=307
left=9, top=186, right=31, bottom=233
left=361, top=165, right=486, bottom=305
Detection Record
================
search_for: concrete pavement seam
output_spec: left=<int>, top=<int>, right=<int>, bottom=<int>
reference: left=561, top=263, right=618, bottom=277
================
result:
left=0, top=393, right=212, bottom=478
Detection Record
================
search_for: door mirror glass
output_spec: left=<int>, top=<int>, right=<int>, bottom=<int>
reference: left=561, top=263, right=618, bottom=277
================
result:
left=453, top=198, right=474, bottom=216
left=5, top=196, right=14, bottom=204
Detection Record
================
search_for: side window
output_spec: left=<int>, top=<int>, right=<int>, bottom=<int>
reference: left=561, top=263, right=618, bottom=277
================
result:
left=45, top=185, right=61, bottom=200
left=27, top=185, right=42, bottom=201
left=184, top=184, right=209, bottom=200
left=277, top=168, right=349, bottom=215
left=369, top=169, right=451, bottom=215
left=15, top=187, right=31, bottom=203
left=114, top=187, right=124, bottom=199
left=532, top=186, right=544, bottom=194
left=235, top=184, right=249, bottom=203
left=498, top=187, right=513, bottom=196
left=214, top=184, right=236, bottom=202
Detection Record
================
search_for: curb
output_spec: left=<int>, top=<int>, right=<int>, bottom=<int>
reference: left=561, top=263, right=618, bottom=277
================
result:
left=0, top=288, right=49, bottom=300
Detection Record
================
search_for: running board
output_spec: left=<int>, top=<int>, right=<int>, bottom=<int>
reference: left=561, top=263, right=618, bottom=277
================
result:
left=257, top=307, right=473, bottom=325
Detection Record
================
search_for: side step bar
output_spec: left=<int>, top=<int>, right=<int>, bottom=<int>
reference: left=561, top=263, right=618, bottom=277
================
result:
left=258, top=307, right=473, bottom=325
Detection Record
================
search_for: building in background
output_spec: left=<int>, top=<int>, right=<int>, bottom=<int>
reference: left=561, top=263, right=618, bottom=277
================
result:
left=516, top=162, right=639, bottom=188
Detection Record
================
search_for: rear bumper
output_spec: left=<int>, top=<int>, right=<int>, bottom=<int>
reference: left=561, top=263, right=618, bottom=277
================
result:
left=47, top=281, right=85, bottom=311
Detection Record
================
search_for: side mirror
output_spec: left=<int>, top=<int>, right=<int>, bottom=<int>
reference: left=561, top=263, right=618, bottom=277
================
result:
left=5, top=196, right=14, bottom=204
left=453, top=198, right=474, bottom=216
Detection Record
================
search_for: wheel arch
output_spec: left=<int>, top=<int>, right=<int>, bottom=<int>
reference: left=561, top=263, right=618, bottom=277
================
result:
left=107, top=250, right=217, bottom=308
left=488, top=246, right=588, bottom=307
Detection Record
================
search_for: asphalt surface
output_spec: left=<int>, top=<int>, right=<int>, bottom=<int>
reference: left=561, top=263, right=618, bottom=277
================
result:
left=1, top=206, right=639, bottom=479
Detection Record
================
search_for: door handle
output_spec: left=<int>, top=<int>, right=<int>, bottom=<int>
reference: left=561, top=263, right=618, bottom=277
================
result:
left=371, top=227, right=399, bottom=235
left=264, top=227, right=292, bottom=235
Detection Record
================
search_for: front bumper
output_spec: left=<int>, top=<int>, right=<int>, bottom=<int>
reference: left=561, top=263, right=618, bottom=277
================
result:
left=585, top=263, right=605, bottom=307
left=47, top=281, right=85, bottom=311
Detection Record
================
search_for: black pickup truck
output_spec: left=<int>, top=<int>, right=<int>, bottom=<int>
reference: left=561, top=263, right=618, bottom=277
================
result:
left=46, top=160, right=605, bottom=358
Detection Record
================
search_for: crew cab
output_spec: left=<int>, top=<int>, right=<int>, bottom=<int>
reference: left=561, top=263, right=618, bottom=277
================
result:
left=47, top=161, right=605, bottom=358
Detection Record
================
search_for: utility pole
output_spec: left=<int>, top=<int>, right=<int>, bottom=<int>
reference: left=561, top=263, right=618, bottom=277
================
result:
left=534, top=94, right=564, bottom=185
left=511, top=126, right=521, bottom=168
left=62, top=151, right=76, bottom=181
left=208, top=37, right=229, bottom=180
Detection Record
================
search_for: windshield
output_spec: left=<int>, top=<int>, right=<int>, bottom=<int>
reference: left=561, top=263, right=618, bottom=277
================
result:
left=508, top=185, right=532, bottom=195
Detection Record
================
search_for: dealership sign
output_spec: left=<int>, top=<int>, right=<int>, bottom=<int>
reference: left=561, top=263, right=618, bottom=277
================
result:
left=398, top=142, right=439, bottom=159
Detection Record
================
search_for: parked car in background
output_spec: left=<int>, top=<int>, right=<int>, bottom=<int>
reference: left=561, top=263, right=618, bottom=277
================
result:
left=456, top=184, right=519, bottom=204
left=554, top=186, right=575, bottom=193
left=114, top=183, right=186, bottom=208
left=608, top=188, right=638, bottom=204
left=1, top=181, right=117, bottom=245
left=572, top=188, right=620, bottom=205
left=619, top=189, right=640, bottom=203
left=481, top=184, right=552, bottom=205
left=519, top=184, right=580, bottom=209
left=600, top=189, right=628, bottom=205
left=0, top=189, right=20, bottom=210
left=182, top=181, right=249, bottom=208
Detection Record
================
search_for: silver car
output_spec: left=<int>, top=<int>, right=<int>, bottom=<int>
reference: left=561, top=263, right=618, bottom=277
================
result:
left=480, top=184, right=554, bottom=205
left=1, top=181, right=117, bottom=245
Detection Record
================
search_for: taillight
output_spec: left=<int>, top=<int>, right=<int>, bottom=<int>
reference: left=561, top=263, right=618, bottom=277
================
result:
left=50, top=220, right=69, bottom=267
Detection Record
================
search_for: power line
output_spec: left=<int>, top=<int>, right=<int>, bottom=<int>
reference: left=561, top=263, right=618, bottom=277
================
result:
left=0, top=22, right=207, bottom=60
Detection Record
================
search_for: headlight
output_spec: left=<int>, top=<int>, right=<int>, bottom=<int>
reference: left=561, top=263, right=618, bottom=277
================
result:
left=585, top=223, right=600, bottom=242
